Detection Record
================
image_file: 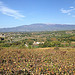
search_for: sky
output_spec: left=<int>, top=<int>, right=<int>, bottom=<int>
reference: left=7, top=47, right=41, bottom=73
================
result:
left=0, top=0, right=75, bottom=28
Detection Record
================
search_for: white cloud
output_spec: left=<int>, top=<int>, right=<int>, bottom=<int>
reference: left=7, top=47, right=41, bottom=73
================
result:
left=0, top=1, right=25, bottom=19
left=72, top=15, right=75, bottom=17
left=70, top=6, right=74, bottom=9
left=68, top=13, right=71, bottom=15
left=60, top=8, right=75, bottom=14
left=60, top=6, right=75, bottom=17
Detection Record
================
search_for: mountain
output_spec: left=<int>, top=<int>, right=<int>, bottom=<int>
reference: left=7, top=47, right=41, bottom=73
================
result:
left=0, top=23, right=75, bottom=32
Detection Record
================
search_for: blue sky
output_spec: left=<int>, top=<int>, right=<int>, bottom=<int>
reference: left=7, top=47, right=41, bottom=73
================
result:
left=0, top=0, right=75, bottom=28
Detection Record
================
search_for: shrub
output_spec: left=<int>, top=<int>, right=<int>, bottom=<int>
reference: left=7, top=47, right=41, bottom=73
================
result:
left=2, top=43, right=12, bottom=47
left=54, top=47, right=59, bottom=50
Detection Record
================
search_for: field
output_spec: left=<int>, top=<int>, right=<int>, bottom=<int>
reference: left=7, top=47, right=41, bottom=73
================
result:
left=0, top=30, right=75, bottom=74
left=0, top=47, right=75, bottom=75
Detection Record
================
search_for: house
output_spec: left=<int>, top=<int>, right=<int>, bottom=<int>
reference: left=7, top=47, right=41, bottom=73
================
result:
left=0, top=34, right=5, bottom=41
left=33, top=41, right=44, bottom=45
left=0, top=34, right=5, bottom=38
left=25, top=44, right=28, bottom=47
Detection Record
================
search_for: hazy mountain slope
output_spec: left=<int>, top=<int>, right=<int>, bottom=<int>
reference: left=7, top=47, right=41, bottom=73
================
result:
left=0, top=23, right=75, bottom=32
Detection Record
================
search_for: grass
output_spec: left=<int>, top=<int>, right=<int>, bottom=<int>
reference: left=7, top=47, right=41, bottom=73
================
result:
left=0, top=47, right=75, bottom=74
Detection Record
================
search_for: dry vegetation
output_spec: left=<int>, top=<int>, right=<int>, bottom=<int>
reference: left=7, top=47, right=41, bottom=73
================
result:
left=0, top=47, right=75, bottom=75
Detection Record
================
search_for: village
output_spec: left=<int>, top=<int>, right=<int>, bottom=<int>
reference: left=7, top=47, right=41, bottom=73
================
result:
left=0, top=30, right=75, bottom=48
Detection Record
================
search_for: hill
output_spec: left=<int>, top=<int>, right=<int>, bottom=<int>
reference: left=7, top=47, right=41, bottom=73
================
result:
left=0, top=23, right=75, bottom=32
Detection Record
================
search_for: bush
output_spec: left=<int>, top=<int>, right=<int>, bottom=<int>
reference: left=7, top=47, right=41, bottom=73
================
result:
left=1, top=37, right=4, bottom=41
left=54, top=47, right=59, bottom=50
left=2, top=43, right=12, bottom=47
left=28, top=45, right=32, bottom=49
left=43, top=41, right=61, bottom=47
left=12, top=41, right=21, bottom=46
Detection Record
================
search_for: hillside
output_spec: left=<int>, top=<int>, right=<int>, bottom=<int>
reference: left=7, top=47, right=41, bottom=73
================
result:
left=0, top=23, right=75, bottom=32
left=0, top=47, right=75, bottom=74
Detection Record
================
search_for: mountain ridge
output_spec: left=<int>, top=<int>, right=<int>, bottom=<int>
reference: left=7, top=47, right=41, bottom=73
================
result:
left=0, top=23, right=75, bottom=32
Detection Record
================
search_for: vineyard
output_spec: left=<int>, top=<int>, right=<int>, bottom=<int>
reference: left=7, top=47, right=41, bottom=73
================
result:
left=0, top=47, right=75, bottom=74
